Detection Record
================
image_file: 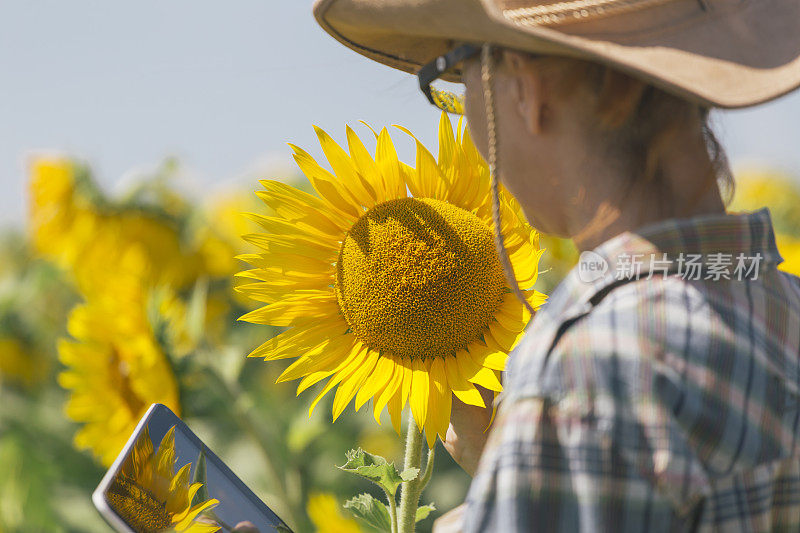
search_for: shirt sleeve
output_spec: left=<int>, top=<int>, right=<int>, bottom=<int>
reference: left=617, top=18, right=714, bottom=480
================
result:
left=462, top=393, right=691, bottom=533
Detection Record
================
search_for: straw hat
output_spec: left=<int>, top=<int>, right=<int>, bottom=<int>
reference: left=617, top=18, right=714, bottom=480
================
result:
left=313, top=0, right=800, bottom=109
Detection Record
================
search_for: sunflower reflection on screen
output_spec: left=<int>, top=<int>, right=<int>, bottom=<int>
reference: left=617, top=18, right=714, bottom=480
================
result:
left=107, top=425, right=220, bottom=533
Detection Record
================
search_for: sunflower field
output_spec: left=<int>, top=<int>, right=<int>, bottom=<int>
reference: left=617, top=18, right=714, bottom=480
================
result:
left=1, top=113, right=799, bottom=533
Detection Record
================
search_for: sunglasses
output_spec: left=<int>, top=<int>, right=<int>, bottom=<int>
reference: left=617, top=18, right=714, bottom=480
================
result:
left=417, top=43, right=482, bottom=115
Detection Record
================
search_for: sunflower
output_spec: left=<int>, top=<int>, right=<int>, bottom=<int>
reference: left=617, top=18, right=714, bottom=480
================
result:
left=237, top=113, right=545, bottom=447
left=28, top=156, right=208, bottom=293
left=58, top=246, right=182, bottom=466
left=107, top=425, right=219, bottom=532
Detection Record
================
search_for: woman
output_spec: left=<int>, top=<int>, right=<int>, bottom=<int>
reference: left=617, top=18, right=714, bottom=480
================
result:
left=314, top=0, right=800, bottom=531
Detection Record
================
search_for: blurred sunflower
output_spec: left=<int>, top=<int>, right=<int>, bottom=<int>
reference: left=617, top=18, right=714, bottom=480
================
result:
left=28, top=156, right=205, bottom=292
left=108, top=425, right=219, bottom=532
left=306, top=493, right=362, bottom=533
left=238, top=113, right=545, bottom=447
left=28, top=157, right=97, bottom=269
left=58, top=247, right=182, bottom=466
left=776, top=234, right=800, bottom=276
left=730, top=169, right=800, bottom=236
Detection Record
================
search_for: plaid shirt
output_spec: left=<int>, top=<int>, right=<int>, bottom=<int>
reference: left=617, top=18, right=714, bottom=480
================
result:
left=463, top=208, right=800, bottom=532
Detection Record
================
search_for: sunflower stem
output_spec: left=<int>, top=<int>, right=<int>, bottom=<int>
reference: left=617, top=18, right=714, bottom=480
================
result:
left=398, top=411, right=424, bottom=533
left=389, top=490, right=399, bottom=533
left=419, top=444, right=435, bottom=491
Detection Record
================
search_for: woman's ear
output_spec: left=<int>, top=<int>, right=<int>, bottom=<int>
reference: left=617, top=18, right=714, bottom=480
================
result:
left=504, top=50, right=546, bottom=135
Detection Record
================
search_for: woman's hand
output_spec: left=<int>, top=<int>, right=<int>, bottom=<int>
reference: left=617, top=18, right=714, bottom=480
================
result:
left=443, top=385, right=495, bottom=477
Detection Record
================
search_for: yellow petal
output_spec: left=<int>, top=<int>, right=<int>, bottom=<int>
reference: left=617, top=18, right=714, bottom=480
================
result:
left=347, top=125, right=385, bottom=203
left=494, top=294, right=531, bottom=333
left=236, top=282, right=332, bottom=305
left=277, top=338, right=353, bottom=383
left=238, top=252, right=334, bottom=279
left=487, top=320, right=527, bottom=353
left=394, top=125, right=439, bottom=199
left=247, top=319, right=347, bottom=360
left=409, top=358, right=430, bottom=431
left=241, top=233, right=338, bottom=258
left=239, top=294, right=340, bottom=327
left=468, top=366, right=503, bottom=392
left=470, top=333, right=510, bottom=371
left=307, top=346, right=365, bottom=417
left=290, top=144, right=362, bottom=220
left=524, top=289, right=548, bottom=311
left=375, top=128, right=406, bottom=201
left=354, top=352, right=391, bottom=410
left=296, top=368, right=336, bottom=395
left=373, top=356, right=404, bottom=424
left=387, top=385, right=404, bottom=435
left=427, top=357, right=451, bottom=447
left=243, top=212, right=338, bottom=245
left=316, top=125, right=377, bottom=208
left=332, top=348, right=378, bottom=421
left=444, top=355, right=485, bottom=408
left=257, top=179, right=347, bottom=235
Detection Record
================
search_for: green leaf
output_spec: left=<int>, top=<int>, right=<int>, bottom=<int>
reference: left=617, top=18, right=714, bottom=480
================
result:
left=343, top=493, right=392, bottom=532
left=416, top=503, right=436, bottom=523
left=338, top=448, right=405, bottom=497
left=400, top=467, right=420, bottom=482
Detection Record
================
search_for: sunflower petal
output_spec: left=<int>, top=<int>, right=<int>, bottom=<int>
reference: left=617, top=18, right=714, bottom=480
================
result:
left=257, top=180, right=347, bottom=235
left=470, top=333, right=510, bottom=371
left=316, top=125, right=377, bottom=208
left=375, top=128, right=406, bottom=201
left=409, top=358, right=430, bottom=431
left=247, top=319, right=347, bottom=360
left=277, top=338, right=353, bottom=383
left=307, top=346, right=365, bottom=417
left=347, top=125, right=385, bottom=203
left=239, top=294, right=340, bottom=327
left=355, top=351, right=393, bottom=411
left=373, top=356, right=404, bottom=424
left=427, top=357, right=451, bottom=446
left=444, top=355, right=485, bottom=408
left=243, top=212, right=338, bottom=245
left=495, top=295, right=532, bottom=332
left=241, top=233, right=338, bottom=258
left=388, top=385, right=404, bottom=435
left=290, top=144, right=362, bottom=220
left=487, top=320, right=527, bottom=353
left=332, top=347, right=378, bottom=421
left=468, top=366, right=503, bottom=392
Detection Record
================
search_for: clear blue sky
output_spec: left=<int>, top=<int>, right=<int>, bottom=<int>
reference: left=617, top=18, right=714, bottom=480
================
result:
left=2, top=0, right=800, bottom=227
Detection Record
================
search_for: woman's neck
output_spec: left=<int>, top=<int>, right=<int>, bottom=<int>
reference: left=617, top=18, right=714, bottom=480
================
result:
left=569, top=142, right=726, bottom=253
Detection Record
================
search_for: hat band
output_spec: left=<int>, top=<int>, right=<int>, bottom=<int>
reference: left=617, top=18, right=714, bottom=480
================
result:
left=503, top=0, right=676, bottom=27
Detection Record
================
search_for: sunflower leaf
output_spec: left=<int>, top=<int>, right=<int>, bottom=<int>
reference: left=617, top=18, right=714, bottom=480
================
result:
left=343, top=493, right=392, bottom=532
left=400, top=467, right=420, bottom=482
left=416, top=502, right=437, bottom=523
left=338, top=448, right=405, bottom=497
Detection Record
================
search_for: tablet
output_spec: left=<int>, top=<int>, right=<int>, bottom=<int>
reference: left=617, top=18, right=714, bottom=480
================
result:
left=93, top=403, right=292, bottom=533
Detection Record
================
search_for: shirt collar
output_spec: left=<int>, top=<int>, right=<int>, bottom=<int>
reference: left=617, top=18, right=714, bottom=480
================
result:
left=538, top=207, right=784, bottom=323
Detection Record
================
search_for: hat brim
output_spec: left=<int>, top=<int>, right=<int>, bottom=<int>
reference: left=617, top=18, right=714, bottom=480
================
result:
left=314, top=0, right=800, bottom=109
